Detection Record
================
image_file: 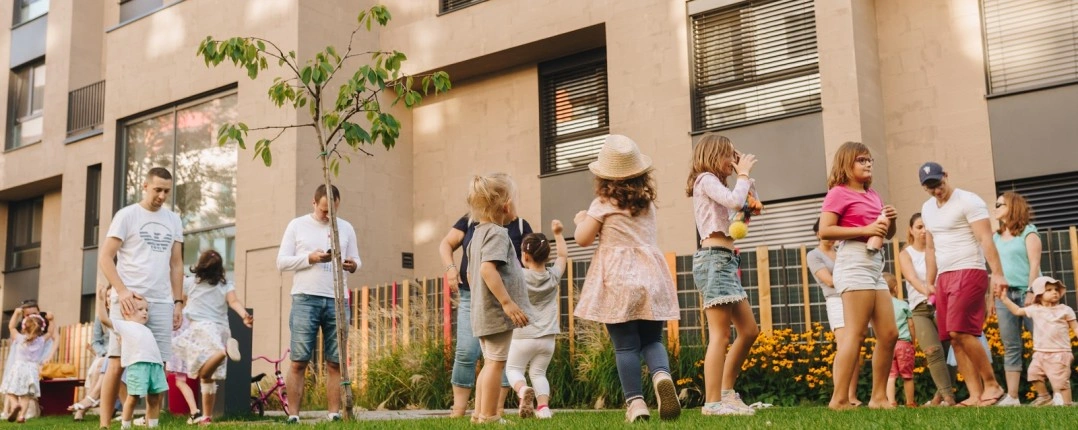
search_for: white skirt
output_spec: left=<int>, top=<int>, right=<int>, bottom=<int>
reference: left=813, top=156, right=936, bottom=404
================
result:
left=171, top=321, right=230, bottom=380
left=0, top=362, right=40, bottom=397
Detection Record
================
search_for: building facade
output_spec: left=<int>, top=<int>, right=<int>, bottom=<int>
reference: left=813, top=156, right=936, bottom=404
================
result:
left=1, top=0, right=1075, bottom=364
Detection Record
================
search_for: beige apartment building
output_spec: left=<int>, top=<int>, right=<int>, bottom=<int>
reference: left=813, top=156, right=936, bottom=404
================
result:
left=1, top=0, right=1075, bottom=364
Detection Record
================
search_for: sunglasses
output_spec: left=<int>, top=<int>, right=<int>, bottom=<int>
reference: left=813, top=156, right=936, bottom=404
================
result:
left=995, top=202, right=1006, bottom=208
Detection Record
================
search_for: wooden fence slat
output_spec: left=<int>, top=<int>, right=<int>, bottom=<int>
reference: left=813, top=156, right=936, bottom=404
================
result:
left=361, top=285, right=369, bottom=393
left=567, top=259, right=575, bottom=360
left=757, top=246, right=772, bottom=333
left=665, top=252, right=680, bottom=356
left=893, top=239, right=904, bottom=299
left=402, top=280, right=411, bottom=347
left=800, top=245, right=811, bottom=328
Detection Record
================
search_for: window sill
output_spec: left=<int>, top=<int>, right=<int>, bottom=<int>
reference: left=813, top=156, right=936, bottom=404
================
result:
left=65, top=129, right=104, bottom=145
left=538, top=165, right=592, bottom=179
left=690, top=107, right=822, bottom=136
left=10, top=12, right=47, bottom=31
left=3, top=140, right=42, bottom=154
left=1, top=265, right=41, bottom=275
left=106, top=0, right=184, bottom=33
left=985, top=79, right=1078, bottom=100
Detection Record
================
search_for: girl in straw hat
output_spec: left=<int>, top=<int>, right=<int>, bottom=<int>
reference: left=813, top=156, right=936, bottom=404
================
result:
left=573, top=135, right=681, bottom=423
left=685, top=133, right=760, bottom=416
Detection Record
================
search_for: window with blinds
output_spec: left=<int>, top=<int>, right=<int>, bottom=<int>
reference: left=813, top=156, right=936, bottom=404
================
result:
left=982, top=0, right=1078, bottom=95
left=539, top=50, right=609, bottom=175
left=690, top=0, right=821, bottom=131
left=439, top=0, right=486, bottom=14
left=732, top=195, right=824, bottom=249
left=996, top=171, right=1078, bottom=230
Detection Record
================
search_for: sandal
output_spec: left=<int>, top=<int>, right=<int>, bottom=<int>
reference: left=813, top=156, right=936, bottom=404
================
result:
left=67, top=397, right=100, bottom=412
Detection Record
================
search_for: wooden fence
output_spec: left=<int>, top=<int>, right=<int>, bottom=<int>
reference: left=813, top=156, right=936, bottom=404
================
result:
left=0, top=322, right=98, bottom=405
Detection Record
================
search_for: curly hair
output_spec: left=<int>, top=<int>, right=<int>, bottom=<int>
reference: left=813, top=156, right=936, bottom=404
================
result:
left=191, top=249, right=227, bottom=286
left=596, top=172, right=657, bottom=217
left=995, top=191, right=1033, bottom=236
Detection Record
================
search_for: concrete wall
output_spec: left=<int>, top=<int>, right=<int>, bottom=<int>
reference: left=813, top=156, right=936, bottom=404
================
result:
left=987, top=85, right=1078, bottom=182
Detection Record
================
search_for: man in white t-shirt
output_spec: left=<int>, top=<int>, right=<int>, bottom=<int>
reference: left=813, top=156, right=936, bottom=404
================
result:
left=97, top=167, right=184, bottom=428
left=277, top=184, right=360, bottom=423
left=918, top=162, right=1007, bottom=406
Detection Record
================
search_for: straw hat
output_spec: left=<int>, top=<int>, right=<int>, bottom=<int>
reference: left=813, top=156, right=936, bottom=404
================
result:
left=588, top=135, right=653, bottom=180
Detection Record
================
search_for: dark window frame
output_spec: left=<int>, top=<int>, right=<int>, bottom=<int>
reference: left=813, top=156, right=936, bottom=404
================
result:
left=6, top=197, right=44, bottom=271
left=85, top=164, right=102, bottom=247
left=538, top=48, right=609, bottom=176
left=980, top=0, right=1078, bottom=96
left=438, top=0, right=487, bottom=15
left=12, top=0, right=48, bottom=26
left=7, top=60, right=46, bottom=150
left=689, top=0, right=821, bottom=132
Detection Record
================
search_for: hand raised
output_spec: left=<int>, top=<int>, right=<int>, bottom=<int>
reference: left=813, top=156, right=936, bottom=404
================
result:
left=551, top=219, right=564, bottom=235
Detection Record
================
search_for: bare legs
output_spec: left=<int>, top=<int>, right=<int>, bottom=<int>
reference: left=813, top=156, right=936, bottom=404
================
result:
left=830, top=290, right=897, bottom=410
left=703, top=300, right=760, bottom=403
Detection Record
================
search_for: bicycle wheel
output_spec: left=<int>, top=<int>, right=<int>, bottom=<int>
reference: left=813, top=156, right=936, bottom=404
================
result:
left=250, top=397, right=264, bottom=417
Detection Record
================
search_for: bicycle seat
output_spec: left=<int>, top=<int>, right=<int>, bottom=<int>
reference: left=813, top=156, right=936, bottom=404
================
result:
left=251, top=373, right=266, bottom=383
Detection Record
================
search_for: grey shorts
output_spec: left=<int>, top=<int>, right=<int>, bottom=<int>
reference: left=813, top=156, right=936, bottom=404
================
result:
left=693, top=247, right=747, bottom=308
left=107, top=292, right=174, bottom=362
left=832, top=241, right=887, bottom=294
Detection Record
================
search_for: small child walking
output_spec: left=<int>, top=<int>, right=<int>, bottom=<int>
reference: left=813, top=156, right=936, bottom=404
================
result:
left=171, top=249, right=253, bottom=424
left=465, top=172, right=533, bottom=424
left=819, top=141, right=899, bottom=410
left=685, top=133, right=760, bottom=416
left=574, top=135, right=681, bottom=422
left=999, top=276, right=1077, bottom=406
left=97, top=286, right=167, bottom=429
left=0, top=314, right=56, bottom=423
left=506, top=220, right=568, bottom=419
left=884, top=273, right=916, bottom=407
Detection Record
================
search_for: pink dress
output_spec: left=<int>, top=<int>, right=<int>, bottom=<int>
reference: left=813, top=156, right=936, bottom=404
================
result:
left=574, top=198, right=680, bottom=324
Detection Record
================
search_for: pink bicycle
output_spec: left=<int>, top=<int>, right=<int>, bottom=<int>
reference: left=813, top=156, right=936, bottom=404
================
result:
left=250, top=349, right=290, bottom=416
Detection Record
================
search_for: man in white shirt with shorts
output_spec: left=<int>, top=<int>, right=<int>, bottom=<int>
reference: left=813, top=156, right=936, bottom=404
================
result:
left=98, top=167, right=185, bottom=428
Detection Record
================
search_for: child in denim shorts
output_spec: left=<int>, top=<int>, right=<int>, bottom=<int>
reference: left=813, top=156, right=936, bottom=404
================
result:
left=686, top=133, right=760, bottom=416
left=97, top=286, right=167, bottom=429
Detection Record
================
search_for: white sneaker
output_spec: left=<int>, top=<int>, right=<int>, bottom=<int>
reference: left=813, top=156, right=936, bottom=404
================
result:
left=535, top=406, right=553, bottom=419
left=652, top=372, right=681, bottom=421
left=996, top=394, right=1021, bottom=407
left=133, top=416, right=146, bottom=426
left=226, top=338, right=241, bottom=362
left=517, top=386, right=536, bottom=418
left=722, top=392, right=756, bottom=415
left=1052, top=393, right=1065, bottom=406
left=702, top=401, right=752, bottom=416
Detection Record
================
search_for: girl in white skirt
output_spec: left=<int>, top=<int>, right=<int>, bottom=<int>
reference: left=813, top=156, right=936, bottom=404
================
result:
left=171, top=249, right=253, bottom=424
left=0, top=314, right=56, bottom=423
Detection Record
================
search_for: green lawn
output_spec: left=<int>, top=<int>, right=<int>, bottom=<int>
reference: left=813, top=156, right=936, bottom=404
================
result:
left=16, top=406, right=1077, bottom=429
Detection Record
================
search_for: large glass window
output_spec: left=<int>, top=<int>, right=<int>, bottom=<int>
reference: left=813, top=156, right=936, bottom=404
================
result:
left=982, top=0, right=1078, bottom=95
left=538, top=49, right=609, bottom=175
left=7, top=62, right=45, bottom=150
left=6, top=197, right=43, bottom=270
left=690, top=0, right=820, bottom=131
left=121, top=92, right=238, bottom=276
left=13, top=0, right=48, bottom=26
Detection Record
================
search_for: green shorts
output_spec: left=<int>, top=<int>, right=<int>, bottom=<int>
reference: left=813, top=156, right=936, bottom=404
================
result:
left=126, top=362, right=167, bottom=396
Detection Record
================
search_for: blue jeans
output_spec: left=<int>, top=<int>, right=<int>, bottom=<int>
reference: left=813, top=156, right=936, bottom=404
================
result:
left=450, top=289, right=509, bottom=388
left=995, top=288, right=1033, bottom=372
left=606, top=320, right=671, bottom=403
left=289, top=294, right=339, bottom=363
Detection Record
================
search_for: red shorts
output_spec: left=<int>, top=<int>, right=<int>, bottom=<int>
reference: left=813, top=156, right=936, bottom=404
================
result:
left=890, top=339, right=915, bottom=379
left=935, top=269, right=988, bottom=341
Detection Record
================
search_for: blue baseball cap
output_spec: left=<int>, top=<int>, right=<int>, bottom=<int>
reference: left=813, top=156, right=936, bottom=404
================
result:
left=918, top=162, right=945, bottom=185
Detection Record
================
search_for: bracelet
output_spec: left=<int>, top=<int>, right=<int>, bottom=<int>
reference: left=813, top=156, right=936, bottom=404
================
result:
left=174, top=299, right=185, bottom=305
left=445, top=264, right=457, bottom=272
left=737, top=173, right=749, bottom=178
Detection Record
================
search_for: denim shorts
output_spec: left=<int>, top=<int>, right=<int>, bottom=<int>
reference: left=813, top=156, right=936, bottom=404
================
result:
left=832, top=241, right=887, bottom=293
left=693, top=247, right=746, bottom=308
left=289, top=294, right=339, bottom=363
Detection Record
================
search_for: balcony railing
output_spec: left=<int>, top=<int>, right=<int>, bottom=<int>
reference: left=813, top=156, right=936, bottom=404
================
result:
left=67, top=80, right=104, bottom=136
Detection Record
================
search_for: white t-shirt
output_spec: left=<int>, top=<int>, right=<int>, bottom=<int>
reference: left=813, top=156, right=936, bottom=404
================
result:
left=276, top=215, right=361, bottom=298
left=111, top=320, right=163, bottom=367
left=921, top=188, right=989, bottom=274
left=107, top=204, right=184, bottom=304
left=183, top=277, right=234, bottom=326
left=903, top=247, right=929, bottom=309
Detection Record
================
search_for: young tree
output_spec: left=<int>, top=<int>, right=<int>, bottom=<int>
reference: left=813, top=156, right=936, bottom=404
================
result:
left=195, top=6, right=450, bottom=420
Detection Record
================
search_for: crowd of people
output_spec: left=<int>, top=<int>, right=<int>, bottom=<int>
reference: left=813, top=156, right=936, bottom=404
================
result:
left=0, top=133, right=1072, bottom=425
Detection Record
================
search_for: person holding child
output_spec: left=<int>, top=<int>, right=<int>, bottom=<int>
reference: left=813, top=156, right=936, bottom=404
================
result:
left=506, top=220, right=568, bottom=419
left=819, top=142, right=899, bottom=410
left=464, top=172, right=533, bottom=424
left=999, top=276, right=1076, bottom=406
left=884, top=273, right=916, bottom=408
left=574, top=135, right=681, bottom=422
left=685, top=133, right=760, bottom=416
left=0, top=313, right=56, bottom=423
left=97, top=286, right=167, bottom=429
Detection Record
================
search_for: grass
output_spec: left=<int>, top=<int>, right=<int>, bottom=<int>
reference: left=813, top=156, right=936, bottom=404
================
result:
left=15, top=406, right=1078, bottom=429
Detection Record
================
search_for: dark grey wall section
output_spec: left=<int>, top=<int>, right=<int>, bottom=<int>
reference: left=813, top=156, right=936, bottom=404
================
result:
left=9, top=15, right=47, bottom=68
left=988, top=85, right=1078, bottom=182
left=82, top=248, right=98, bottom=295
left=692, top=112, right=827, bottom=201
left=540, top=169, right=596, bottom=238
left=120, top=0, right=165, bottom=23
left=3, top=268, right=40, bottom=310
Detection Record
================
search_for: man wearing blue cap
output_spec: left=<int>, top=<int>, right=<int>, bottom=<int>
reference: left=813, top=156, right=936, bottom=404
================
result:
left=917, top=162, right=1008, bottom=406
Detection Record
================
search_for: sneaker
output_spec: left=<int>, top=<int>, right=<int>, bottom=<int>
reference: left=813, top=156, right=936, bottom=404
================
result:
left=1031, top=395, right=1053, bottom=407
left=327, top=412, right=342, bottom=421
left=535, top=405, right=553, bottom=419
left=625, top=398, right=650, bottom=423
left=285, top=415, right=301, bottom=424
left=652, top=372, right=681, bottom=420
left=1052, top=393, right=1065, bottom=406
left=134, top=416, right=146, bottom=426
left=196, top=416, right=212, bottom=426
left=186, top=410, right=202, bottom=425
left=517, top=386, right=536, bottom=419
left=996, top=394, right=1021, bottom=407
left=722, top=392, right=756, bottom=416
left=702, top=401, right=753, bottom=416
left=226, top=338, right=241, bottom=362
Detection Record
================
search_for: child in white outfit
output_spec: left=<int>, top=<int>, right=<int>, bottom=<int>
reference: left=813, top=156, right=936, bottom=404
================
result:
left=506, top=220, right=568, bottom=419
left=999, top=276, right=1077, bottom=406
left=0, top=314, right=55, bottom=423
left=98, top=286, right=167, bottom=429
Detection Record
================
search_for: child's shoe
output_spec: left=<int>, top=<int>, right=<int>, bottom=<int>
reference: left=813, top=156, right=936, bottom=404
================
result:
left=535, top=405, right=553, bottom=419
left=226, top=338, right=241, bottom=362
left=327, top=412, right=342, bottom=421
left=1052, top=393, right=1066, bottom=406
left=1031, top=395, right=1053, bottom=406
left=517, top=386, right=536, bottom=418
left=996, top=394, right=1021, bottom=406
left=624, top=398, right=650, bottom=423
left=186, top=410, right=202, bottom=425
left=285, top=415, right=301, bottom=424
left=721, top=392, right=756, bottom=416
left=652, top=372, right=681, bottom=420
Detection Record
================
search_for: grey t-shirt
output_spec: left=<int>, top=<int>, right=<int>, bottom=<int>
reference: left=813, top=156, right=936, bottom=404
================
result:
left=514, top=266, right=564, bottom=339
left=467, top=223, right=533, bottom=337
left=807, top=248, right=838, bottom=298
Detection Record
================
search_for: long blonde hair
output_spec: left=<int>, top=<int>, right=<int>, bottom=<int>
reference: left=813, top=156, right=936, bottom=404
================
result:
left=467, top=172, right=516, bottom=224
left=995, top=191, right=1033, bottom=236
left=827, top=141, right=873, bottom=189
left=686, top=133, right=736, bottom=196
